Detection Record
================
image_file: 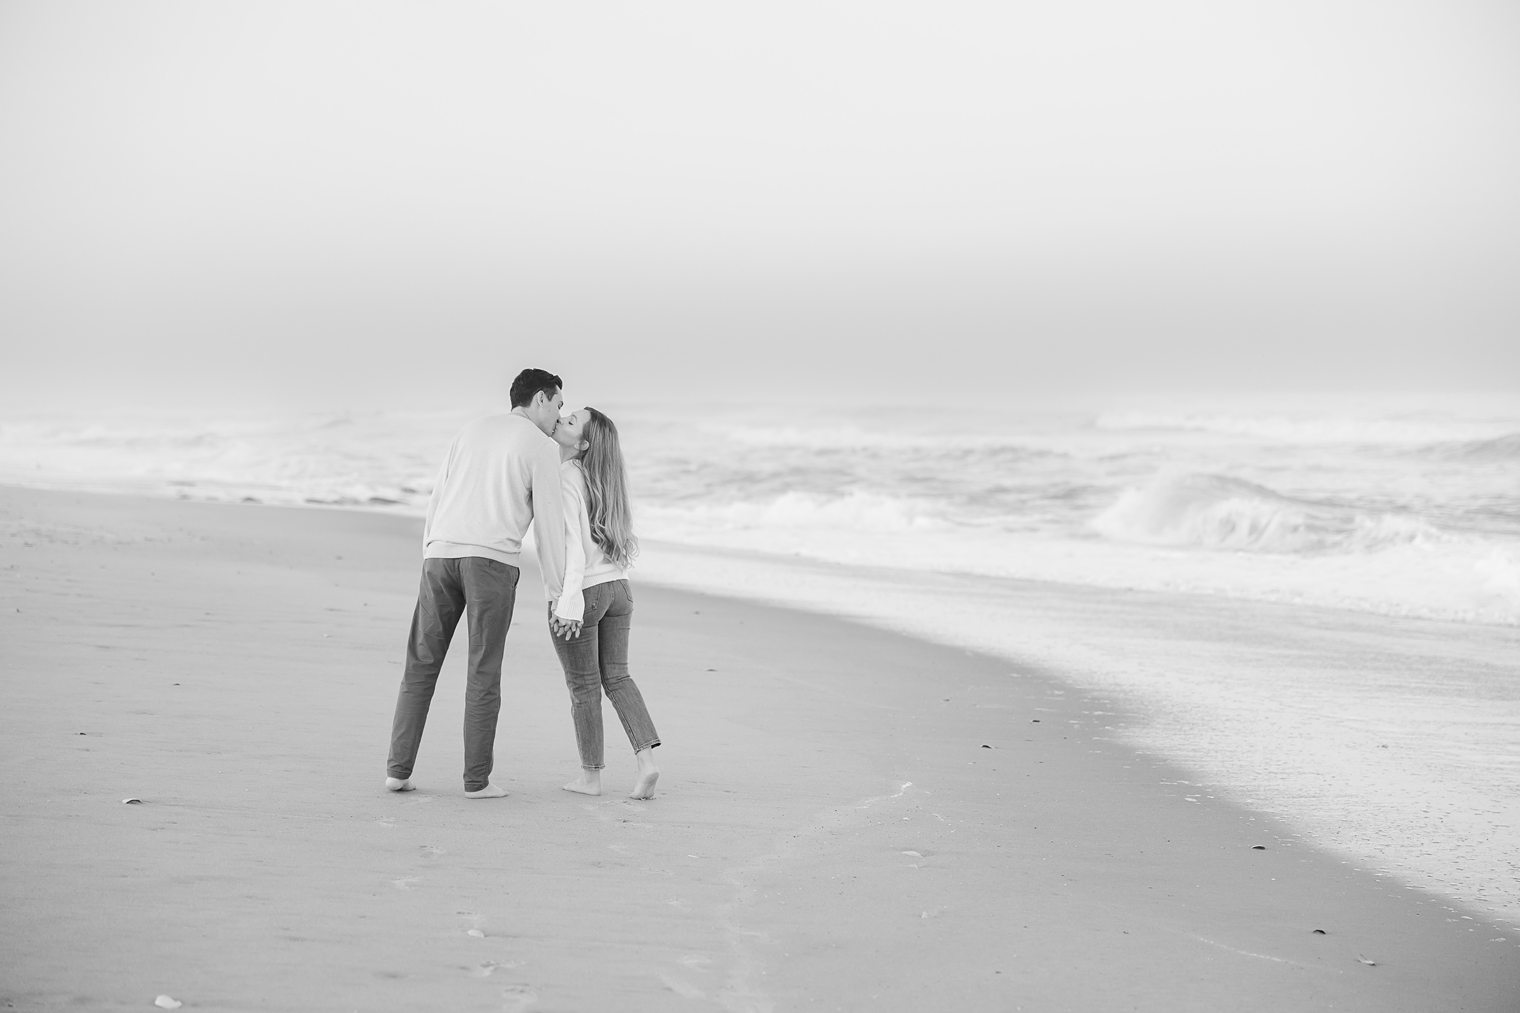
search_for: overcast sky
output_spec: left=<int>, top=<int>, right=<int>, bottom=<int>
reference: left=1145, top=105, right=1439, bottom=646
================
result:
left=1, top=1, right=1516, bottom=414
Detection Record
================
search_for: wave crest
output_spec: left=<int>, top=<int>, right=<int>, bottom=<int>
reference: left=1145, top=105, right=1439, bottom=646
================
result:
left=1093, top=472, right=1446, bottom=554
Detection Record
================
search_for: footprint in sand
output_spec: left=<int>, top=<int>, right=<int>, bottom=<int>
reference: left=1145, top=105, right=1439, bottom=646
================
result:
left=656, top=972, right=705, bottom=999
left=420, top=845, right=444, bottom=858
left=391, top=877, right=421, bottom=890
left=500, top=984, right=538, bottom=1012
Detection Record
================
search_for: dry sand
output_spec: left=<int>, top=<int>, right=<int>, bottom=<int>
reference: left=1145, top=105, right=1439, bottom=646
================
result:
left=1, top=485, right=1515, bottom=1012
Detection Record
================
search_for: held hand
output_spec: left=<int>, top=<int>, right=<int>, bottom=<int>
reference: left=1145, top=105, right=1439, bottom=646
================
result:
left=546, top=605, right=582, bottom=641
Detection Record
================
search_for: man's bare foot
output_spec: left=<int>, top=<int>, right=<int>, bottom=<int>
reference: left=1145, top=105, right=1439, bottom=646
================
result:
left=629, top=748, right=659, bottom=800
left=563, top=769, right=602, bottom=796
left=385, top=777, right=414, bottom=792
left=464, top=783, right=508, bottom=799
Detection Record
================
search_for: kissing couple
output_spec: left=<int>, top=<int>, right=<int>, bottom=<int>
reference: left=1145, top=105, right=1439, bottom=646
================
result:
left=383, top=368, right=661, bottom=801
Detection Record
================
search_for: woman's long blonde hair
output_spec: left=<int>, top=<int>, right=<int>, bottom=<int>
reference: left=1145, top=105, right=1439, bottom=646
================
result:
left=578, top=407, right=638, bottom=569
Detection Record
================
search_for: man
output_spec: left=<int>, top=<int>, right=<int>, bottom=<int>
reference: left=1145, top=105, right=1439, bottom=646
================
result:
left=385, top=368, right=568, bottom=798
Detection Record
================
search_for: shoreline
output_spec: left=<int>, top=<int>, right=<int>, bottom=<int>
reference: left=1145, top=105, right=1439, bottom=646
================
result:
left=635, top=539, right=1520, bottom=932
left=2, top=485, right=1517, bottom=1010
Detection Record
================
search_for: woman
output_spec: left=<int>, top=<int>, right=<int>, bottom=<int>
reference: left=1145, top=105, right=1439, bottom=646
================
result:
left=547, top=407, right=661, bottom=799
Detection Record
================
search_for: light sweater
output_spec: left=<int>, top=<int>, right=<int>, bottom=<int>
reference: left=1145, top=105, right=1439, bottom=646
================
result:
left=554, top=459, right=629, bottom=622
left=422, top=413, right=567, bottom=600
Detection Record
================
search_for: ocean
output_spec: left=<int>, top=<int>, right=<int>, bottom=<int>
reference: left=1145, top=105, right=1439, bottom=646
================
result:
left=3, top=391, right=1517, bottom=927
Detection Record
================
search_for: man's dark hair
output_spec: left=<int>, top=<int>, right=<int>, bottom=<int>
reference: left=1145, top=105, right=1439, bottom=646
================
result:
left=509, top=368, right=563, bottom=409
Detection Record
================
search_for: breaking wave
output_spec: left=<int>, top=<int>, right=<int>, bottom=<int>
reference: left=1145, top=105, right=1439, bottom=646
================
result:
left=1093, top=472, right=1447, bottom=554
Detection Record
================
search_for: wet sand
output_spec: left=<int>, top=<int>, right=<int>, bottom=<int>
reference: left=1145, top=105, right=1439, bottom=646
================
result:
left=1, top=485, right=1515, bottom=1011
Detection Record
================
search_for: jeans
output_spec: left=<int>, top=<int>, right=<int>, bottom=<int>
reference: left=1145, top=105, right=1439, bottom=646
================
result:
left=551, top=579, right=660, bottom=769
left=387, top=557, right=520, bottom=792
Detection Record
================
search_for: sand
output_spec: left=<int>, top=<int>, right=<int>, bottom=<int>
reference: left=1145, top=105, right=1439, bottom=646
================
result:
left=1, top=485, right=1516, bottom=1012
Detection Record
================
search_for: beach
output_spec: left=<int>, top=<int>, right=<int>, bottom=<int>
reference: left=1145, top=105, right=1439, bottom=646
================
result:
left=2, top=484, right=1516, bottom=1011
left=5, top=0, right=1519, bottom=1005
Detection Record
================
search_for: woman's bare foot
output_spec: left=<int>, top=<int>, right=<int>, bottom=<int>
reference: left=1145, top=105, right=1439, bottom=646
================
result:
left=563, top=769, right=602, bottom=796
left=629, top=748, right=659, bottom=800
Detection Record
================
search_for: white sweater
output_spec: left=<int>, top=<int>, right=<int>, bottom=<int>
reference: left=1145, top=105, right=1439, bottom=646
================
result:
left=554, top=460, right=628, bottom=622
left=422, top=413, right=566, bottom=600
